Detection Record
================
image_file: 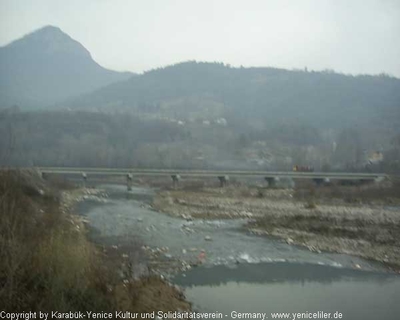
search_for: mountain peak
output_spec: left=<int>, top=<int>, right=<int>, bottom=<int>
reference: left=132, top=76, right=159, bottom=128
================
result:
left=0, top=26, right=133, bottom=108
left=3, top=25, right=91, bottom=59
left=33, top=25, right=63, bottom=34
left=38, top=25, right=62, bottom=31
left=30, top=25, right=67, bottom=39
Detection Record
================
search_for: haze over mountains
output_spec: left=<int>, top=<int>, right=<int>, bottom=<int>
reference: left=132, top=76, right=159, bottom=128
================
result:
left=1, top=26, right=399, bottom=171
left=65, top=61, right=400, bottom=131
left=0, top=26, right=133, bottom=108
left=1, top=25, right=399, bottom=131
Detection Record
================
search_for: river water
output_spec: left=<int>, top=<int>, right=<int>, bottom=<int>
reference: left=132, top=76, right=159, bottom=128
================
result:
left=78, top=184, right=400, bottom=320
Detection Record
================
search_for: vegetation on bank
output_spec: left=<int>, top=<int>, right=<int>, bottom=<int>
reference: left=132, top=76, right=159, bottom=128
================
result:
left=0, top=170, right=190, bottom=313
left=294, top=178, right=400, bottom=205
left=0, top=170, right=108, bottom=310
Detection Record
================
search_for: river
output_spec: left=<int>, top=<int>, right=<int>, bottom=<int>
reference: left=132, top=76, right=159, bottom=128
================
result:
left=78, top=184, right=400, bottom=320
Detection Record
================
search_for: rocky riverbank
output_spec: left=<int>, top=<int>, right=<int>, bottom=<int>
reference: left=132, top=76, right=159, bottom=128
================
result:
left=63, top=186, right=192, bottom=313
left=152, top=183, right=400, bottom=271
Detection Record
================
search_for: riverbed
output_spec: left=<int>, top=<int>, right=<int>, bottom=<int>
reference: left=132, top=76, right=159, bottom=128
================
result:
left=78, top=184, right=400, bottom=320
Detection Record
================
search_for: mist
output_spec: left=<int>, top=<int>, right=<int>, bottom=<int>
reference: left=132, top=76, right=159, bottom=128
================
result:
left=1, top=0, right=400, bottom=77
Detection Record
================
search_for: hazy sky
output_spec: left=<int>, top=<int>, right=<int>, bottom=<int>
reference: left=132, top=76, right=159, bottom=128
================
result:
left=1, top=0, right=399, bottom=76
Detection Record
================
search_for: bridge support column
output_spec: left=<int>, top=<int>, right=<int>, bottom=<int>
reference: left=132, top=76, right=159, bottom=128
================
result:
left=218, top=175, right=229, bottom=187
left=374, top=176, right=385, bottom=183
left=265, top=177, right=279, bottom=188
left=82, top=172, right=87, bottom=188
left=41, top=172, right=47, bottom=180
left=126, top=173, right=133, bottom=191
left=171, top=174, right=181, bottom=188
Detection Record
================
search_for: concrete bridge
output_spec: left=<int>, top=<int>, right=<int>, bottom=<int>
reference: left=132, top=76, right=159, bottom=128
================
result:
left=38, top=167, right=387, bottom=189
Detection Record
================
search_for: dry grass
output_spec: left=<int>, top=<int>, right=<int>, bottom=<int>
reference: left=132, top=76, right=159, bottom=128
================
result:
left=294, top=179, right=400, bottom=205
left=0, top=170, right=191, bottom=312
left=115, top=276, right=190, bottom=315
left=304, top=200, right=317, bottom=209
left=0, top=170, right=114, bottom=311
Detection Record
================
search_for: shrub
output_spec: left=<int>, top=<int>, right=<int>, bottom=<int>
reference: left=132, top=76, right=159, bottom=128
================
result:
left=0, top=170, right=114, bottom=311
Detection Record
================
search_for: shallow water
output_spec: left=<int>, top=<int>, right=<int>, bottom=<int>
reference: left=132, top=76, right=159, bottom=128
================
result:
left=78, top=185, right=385, bottom=271
left=78, top=184, right=400, bottom=319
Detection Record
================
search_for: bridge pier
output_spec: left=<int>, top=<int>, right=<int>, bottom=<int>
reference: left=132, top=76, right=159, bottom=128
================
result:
left=218, top=175, right=229, bottom=187
left=265, top=176, right=279, bottom=188
left=374, top=176, right=385, bottom=183
left=82, top=172, right=87, bottom=187
left=171, top=174, right=181, bottom=188
left=126, top=173, right=133, bottom=191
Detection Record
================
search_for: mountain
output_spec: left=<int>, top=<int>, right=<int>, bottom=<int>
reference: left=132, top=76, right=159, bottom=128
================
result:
left=0, top=26, right=133, bottom=109
left=65, top=61, right=400, bottom=130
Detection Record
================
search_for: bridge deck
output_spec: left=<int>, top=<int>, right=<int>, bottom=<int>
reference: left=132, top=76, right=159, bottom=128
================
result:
left=36, top=167, right=386, bottom=181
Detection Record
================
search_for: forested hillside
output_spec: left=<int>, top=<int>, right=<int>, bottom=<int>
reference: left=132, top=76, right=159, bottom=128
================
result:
left=1, top=109, right=399, bottom=172
left=65, top=61, right=400, bottom=130
left=1, top=27, right=399, bottom=171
